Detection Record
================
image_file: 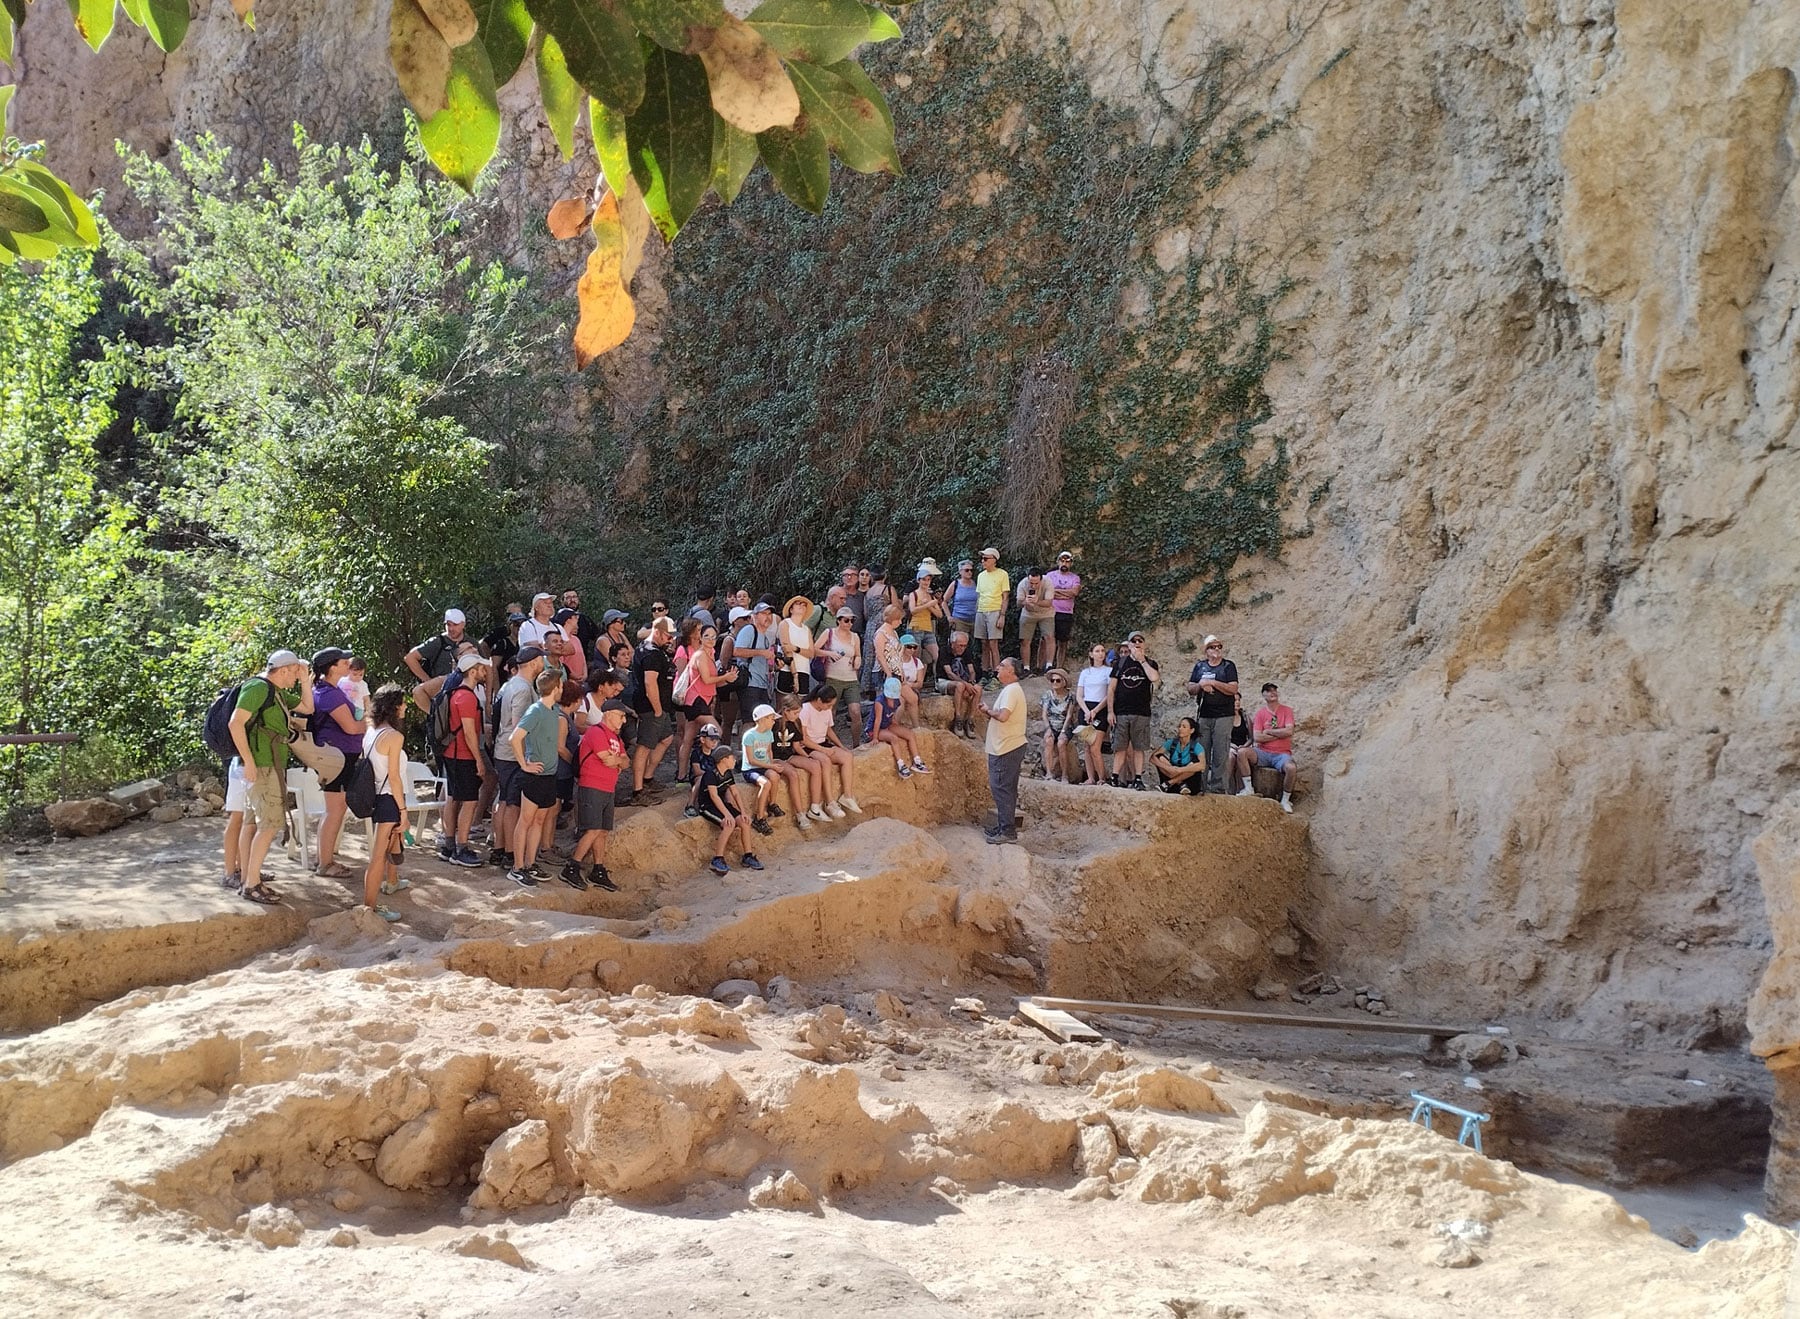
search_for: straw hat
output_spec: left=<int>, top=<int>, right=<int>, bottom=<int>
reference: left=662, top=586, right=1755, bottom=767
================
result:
left=783, top=594, right=814, bottom=616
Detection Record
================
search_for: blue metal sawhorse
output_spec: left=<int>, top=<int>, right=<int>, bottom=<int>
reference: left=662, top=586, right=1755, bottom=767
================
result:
left=1408, top=1092, right=1490, bottom=1153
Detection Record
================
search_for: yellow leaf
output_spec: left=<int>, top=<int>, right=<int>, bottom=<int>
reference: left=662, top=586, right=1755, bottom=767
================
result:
left=695, top=15, right=799, bottom=134
left=617, top=174, right=650, bottom=283
left=416, top=0, right=478, bottom=47
left=547, top=195, right=590, bottom=240
left=574, top=192, right=635, bottom=366
left=228, top=0, right=254, bottom=19
left=390, top=0, right=453, bottom=120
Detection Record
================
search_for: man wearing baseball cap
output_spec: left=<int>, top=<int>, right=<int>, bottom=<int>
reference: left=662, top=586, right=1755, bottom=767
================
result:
left=488, top=644, right=546, bottom=869
left=974, top=548, right=1010, bottom=684
left=1186, top=634, right=1239, bottom=794
left=734, top=603, right=780, bottom=738
left=226, top=649, right=315, bottom=905
left=404, top=609, right=467, bottom=681
left=439, top=651, right=491, bottom=867
left=518, top=593, right=558, bottom=649
left=1045, top=552, right=1082, bottom=672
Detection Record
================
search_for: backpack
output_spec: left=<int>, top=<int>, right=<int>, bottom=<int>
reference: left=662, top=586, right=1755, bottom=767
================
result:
left=424, top=669, right=466, bottom=766
left=204, top=676, right=275, bottom=764
left=343, top=753, right=379, bottom=819
left=671, top=649, right=702, bottom=706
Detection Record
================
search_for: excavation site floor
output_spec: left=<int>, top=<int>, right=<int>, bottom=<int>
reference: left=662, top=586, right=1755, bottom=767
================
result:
left=0, top=731, right=1791, bottom=1316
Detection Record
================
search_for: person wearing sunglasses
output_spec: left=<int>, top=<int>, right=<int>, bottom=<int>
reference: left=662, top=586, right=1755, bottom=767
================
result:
left=1045, top=551, right=1082, bottom=671
left=1040, top=668, right=1077, bottom=781
left=942, top=560, right=980, bottom=656
left=1186, top=633, right=1239, bottom=794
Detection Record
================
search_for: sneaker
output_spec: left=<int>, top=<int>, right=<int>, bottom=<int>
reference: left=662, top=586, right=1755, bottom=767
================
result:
left=451, top=845, right=484, bottom=867
left=896, top=761, right=913, bottom=779
left=709, top=855, right=729, bottom=875
left=683, top=805, right=701, bottom=819
left=808, top=804, right=830, bottom=822
left=984, top=829, right=1020, bottom=845
left=741, top=853, right=764, bottom=871
left=589, top=866, right=620, bottom=893
left=526, top=863, right=548, bottom=881
left=1130, top=779, right=1147, bottom=791
left=838, top=795, right=862, bottom=814
left=436, top=839, right=454, bottom=860
left=912, top=758, right=930, bottom=774
left=1107, top=774, right=1120, bottom=788
left=1235, top=784, right=1255, bottom=797
left=373, top=905, right=402, bottom=922
left=1281, top=795, right=1293, bottom=814
left=488, top=849, right=513, bottom=869
left=795, top=813, right=814, bottom=831
left=560, top=862, right=589, bottom=890
left=752, top=816, right=774, bottom=836
left=766, top=802, right=785, bottom=818
left=507, top=868, right=538, bottom=888
left=825, top=801, right=846, bottom=820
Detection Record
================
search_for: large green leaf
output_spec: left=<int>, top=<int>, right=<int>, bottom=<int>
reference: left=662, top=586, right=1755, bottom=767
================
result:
left=470, top=0, right=531, bottom=83
left=0, top=13, right=12, bottom=65
left=0, top=84, right=11, bottom=125
left=420, top=36, right=501, bottom=189
left=68, top=0, right=116, bottom=52
left=536, top=31, right=579, bottom=159
left=824, top=56, right=892, bottom=140
left=862, top=3, right=901, bottom=44
left=141, top=0, right=189, bottom=52
left=786, top=59, right=896, bottom=174
left=590, top=95, right=632, bottom=193
left=625, top=45, right=713, bottom=241
left=756, top=116, right=829, bottom=213
left=710, top=114, right=757, bottom=203
left=619, top=0, right=723, bottom=52
left=0, top=186, right=48, bottom=235
left=524, top=0, right=644, bottom=112
left=746, top=0, right=869, bottom=65
left=13, top=161, right=100, bottom=245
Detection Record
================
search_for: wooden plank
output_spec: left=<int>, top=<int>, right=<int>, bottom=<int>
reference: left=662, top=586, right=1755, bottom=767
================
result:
left=1017, top=999, right=1103, bottom=1043
left=1026, top=995, right=1473, bottom=1041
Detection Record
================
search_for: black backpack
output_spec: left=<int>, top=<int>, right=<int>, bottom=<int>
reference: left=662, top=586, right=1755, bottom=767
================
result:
left=203, top=677, right=275, bottom=764
left=424, top=669, right=465, bottom=767
left=343, top=754, right=379, bottom=819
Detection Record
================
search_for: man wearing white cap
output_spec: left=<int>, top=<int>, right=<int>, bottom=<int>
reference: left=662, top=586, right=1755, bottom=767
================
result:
left=1045, top=551, right=1082, bottom=671
left=974, top=547, right=1010, bottom=683
left=1186, top=635, right=1239, bottom=794
left=518, top=593, right=558, bottom=649
left=226, top=649, right=314, bottom=904
left=404, top=609, right=467, bottom=681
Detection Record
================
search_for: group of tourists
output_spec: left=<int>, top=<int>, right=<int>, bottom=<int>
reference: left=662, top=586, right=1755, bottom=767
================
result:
left=214, top=554, right=1299, bottom=919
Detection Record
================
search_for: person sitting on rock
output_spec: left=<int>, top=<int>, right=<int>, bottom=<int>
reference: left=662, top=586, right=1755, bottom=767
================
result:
left=737, top=703, right=789, bottom=836
left=774, top=694, right=825, bottom=827
left=685, top=722, right=725, bottom=817
left=1040, top=669, right=1076, bottom=782
left=934, top=629, right=982, bottom=738
left=1235, top=682, right=1296, bottom=813
left=1152, top=717, right=1207, bottom=794
left=867, top=675, right=930, bottom=779
left=699, top=744, right=763, bottom=876
left=798, top=684, right=861, bottom=818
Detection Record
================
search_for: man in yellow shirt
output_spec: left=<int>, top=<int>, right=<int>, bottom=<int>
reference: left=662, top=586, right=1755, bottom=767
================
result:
left=980, top=657, right=1028, bottom=843
left=974, top=547, right=1010, bottom=683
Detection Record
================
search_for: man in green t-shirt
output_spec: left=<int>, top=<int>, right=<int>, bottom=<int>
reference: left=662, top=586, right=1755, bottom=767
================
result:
left=227, top=649, right=314, bottom=905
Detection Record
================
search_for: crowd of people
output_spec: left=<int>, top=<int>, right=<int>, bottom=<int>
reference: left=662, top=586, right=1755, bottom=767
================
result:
left=215, top=557, right=1299, bottom=919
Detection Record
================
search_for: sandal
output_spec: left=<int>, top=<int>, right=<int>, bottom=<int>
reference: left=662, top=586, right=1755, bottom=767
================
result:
left=316, top=862, right=355, bottom=880
left=241, top=884, right=282, bottom=906
left=371, top=905, right=402, bottom=922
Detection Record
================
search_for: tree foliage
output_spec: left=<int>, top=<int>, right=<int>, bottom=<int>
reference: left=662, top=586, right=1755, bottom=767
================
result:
left=107, top=128, right=557, bottom=677
left=0, top=0, right=913, bottom=359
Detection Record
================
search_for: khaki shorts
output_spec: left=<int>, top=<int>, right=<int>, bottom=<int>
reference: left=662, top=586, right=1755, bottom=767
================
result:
left=975, top=610, right=1004, bottom=640
left=245, top=766, right=285, bottom=831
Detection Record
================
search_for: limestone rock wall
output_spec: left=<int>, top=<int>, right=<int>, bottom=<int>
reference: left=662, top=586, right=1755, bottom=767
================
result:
left=10, top=0, right=1799, bottom=1049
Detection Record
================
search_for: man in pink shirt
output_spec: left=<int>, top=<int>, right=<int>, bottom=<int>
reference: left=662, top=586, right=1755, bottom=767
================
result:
left=1044, top=551, right=1082, bottom=671
left=1235, top=681, right=1296, bottom=813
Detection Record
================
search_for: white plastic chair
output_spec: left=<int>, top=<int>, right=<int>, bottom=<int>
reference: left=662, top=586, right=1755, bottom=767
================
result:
left=401, top=758, right=447, bottom=841
left=285, top=766, right=327, bottom=868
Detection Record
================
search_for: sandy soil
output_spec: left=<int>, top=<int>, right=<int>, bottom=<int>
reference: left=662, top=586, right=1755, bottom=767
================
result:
left=0, top=730, right=1790, bottom=1316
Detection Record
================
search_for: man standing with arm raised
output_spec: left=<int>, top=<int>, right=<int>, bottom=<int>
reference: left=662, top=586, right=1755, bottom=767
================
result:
left=404, top=609, right=466, bottom=681
left=981, top=657, right=1028, bottom=844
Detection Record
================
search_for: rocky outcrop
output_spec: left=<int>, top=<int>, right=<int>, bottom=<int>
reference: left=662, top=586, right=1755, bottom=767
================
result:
left=10, top=0, right=1798, bottom=1074
left=1750, top=794, right=1800, bottom=1219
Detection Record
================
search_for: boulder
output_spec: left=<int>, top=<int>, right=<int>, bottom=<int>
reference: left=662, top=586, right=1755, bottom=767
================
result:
left=243, top=1204, right=304, bottom=1248
left=1446, top=1033, right=1512, bottom=1069
left=147, top=803, right=188, bottom=824
left=711, top=978, right=761, bottom=1002
left=973, top=950, right=1037, bottom=985
left=747, top=1170, right=820, bottom=1213
left=43, top=798, right=128, bottom=837
left=107, top=778, right=166, bottom=817
left=468, top=1120, right=556, bottom=1211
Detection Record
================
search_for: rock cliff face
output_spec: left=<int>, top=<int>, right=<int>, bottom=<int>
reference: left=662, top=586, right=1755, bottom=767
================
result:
left=12, top=0, right=1798, bottom=1075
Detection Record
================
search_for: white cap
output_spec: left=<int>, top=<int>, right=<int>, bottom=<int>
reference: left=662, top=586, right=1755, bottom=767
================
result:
left=444, top=608, right=466, bottom=625
left=752, top=703, right=776, bottom=721
left=532, top=592, right=554, bottom=604
left=981, top=546, right=999, bottom=559
left=265, top=648, right=303, bottom=671
left=457, top=652, right=486, bottom=672
left=728, top=606, right=751, bottom=623
left=1203, top=635, right=1222, bottom=647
